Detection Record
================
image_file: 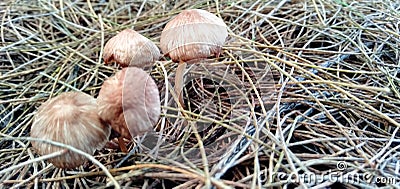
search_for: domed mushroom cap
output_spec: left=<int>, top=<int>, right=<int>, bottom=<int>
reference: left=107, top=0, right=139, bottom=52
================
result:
left=103, top=29, right=161, bottom=68
left=97, top=67, right=161, bottom=139
left=160, top=9, right=228, bottom=62
left=30, top=91, right=111, bottom=169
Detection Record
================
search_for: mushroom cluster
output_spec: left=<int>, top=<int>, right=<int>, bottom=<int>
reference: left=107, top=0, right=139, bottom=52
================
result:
left=30, top=8, right=227, bottom=168
left=99, top=28, right=162, bottom=152
left=97, top=8, right=227, bottom=151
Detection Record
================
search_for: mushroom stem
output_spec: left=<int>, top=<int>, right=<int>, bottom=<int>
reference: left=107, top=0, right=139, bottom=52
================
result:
left=117, top=137, right=128, bottom=153
left=174, top=61, right=187, bottom=109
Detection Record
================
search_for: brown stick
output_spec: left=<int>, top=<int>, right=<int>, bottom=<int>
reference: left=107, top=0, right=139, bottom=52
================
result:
left=117, top=136, right=128, bottom=153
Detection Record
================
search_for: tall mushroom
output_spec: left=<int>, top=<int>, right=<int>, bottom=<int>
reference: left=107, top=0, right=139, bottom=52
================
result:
left=160, top=9, right=228, bottom=107
left=97, top=67, right=161, bottom=152
left=103, top=28, right=161, bottom=68
left=30, top=91, right=111, bottom=169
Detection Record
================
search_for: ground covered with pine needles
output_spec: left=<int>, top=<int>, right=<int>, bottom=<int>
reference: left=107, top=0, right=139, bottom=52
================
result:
left=1, top=0, right=400, bottom=188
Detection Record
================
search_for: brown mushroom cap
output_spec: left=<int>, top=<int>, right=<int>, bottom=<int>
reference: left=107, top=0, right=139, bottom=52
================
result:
left=30, top=91, right=111, bottom=169
left=103, top=29, right=161, bottom=68
left=160, top=9, right=228, bottom=62
left=97, top=67, right=160, bottom=139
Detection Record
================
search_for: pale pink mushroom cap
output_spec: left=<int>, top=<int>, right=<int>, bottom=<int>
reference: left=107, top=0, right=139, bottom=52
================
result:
left=160, top=9, right=228, bottom=62
left=103, top=29, right=161, bottom=68
left=97, top=67, right=161, bottom=139
left=30, top=91, right=111, bottom=169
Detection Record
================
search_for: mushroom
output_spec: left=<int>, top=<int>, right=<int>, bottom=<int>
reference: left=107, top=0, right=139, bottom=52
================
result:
left=97, top=67, right=161, bottom=152
left=160, top=9, right=228, bottom=107
left=30, top=91, right=111, bottom=169
left=103, top=28, right=161, bottom=68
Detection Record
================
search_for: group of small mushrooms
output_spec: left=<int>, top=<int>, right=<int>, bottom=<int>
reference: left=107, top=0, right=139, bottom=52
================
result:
left=30, top=9, right=228, bottom=168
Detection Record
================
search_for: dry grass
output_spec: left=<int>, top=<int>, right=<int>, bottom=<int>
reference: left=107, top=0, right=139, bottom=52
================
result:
left=1, top=0, right=400, bottom=188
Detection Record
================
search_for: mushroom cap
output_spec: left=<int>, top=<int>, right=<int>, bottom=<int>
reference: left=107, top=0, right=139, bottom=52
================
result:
left=97, top=67, right=160, bottom=139
left=30, top=91, right=111, bottom=169
left=103, top=29, right=161, bottom=68
left=160, top=9, right=228, bottom=62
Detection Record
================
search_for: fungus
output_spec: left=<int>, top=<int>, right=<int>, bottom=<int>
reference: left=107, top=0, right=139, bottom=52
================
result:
left=103, top=29, right=161, bottom=68
left=160, top=9, right=228, bottom=106
left=97, top=67, right=161, bottom=152
left=30, top=91, right=111, bottom=169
